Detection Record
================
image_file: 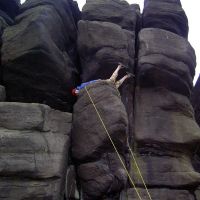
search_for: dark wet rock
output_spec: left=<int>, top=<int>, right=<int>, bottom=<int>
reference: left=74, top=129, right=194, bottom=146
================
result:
left=138, top=53, right=193, bottom=97
left=0, top=179, right=62, bottom=200
left=120, top=188, right=195, bottom=200
left=0, top=102, right=72, bottom=199
left=0, top=85, right=5, bottom=101
left=72, top=81, right=128, bottom=161
left=72, top=81, right=128, bottom=199
left=78, top=20, right=135, bottom=82
left=143, top=0, right=188, bottom=38
left=1, top=0, right=80, bottom=112
left=82, top=0, right=138, bottom=31
left=78, top=153, right=126, bottom=200
left=134, top=88, right=200, bottom=145
left=0, top=0, right=20, bottom=19
left=138, top=28, right=196, bottom=77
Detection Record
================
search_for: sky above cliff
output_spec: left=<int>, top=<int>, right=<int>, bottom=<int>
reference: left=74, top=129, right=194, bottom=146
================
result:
left=20, top=0, right=200, bottom=83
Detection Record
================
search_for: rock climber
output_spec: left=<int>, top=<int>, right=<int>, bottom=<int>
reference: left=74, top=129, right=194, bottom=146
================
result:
left=71, top=63, right=133, bottom=96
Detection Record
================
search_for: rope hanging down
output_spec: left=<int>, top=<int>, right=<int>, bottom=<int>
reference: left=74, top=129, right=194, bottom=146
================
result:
left=85, top=86, right=152, bottom=200
left=127, top=143, right=153, bottom=200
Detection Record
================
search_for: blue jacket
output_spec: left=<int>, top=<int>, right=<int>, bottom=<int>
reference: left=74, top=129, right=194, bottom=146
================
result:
left=76, top=80, right=98, bottom=91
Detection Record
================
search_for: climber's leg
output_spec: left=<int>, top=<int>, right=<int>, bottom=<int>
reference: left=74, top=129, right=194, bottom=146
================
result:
left=115, top=73, right=133, bottom=88
left=109, top=63, right=123, bottom=83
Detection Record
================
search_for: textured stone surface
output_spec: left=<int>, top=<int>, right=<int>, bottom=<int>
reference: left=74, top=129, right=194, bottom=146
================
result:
left=0, top=0, right=20, bottom=19
left=138, top=28, right=196, bottom=77
left=0, top=86, right=5, bottom=101
left=120, top=188, right=195, bottom=200
left=72, top=81, right=128, bottom=199
left=134, top=88, right=200, bottom=144
left=82, top=0, right=138, bottom=31
left=78, top=20, right=135, bottom=82
left=0, top=179, right=61, bottom=200
left=0, top=102, right=72, bottom=199
left=1, top=0, right=80, bottom=112
left=129, top=25, right=200, bottom=196
left=143, top=0, right=188, bottom=38
left=78, top=153, right=126, bottom=199
left=72, top=81, right=128, bottom=161
left=130, top=154, right=200, bottom=186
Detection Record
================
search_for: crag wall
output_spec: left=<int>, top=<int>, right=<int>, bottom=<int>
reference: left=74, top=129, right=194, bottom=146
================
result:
left=0, top=0, right=200, bottom=199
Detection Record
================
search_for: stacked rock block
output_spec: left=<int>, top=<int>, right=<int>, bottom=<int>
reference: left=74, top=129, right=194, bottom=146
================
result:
left=72, top=81, right=128, bottom=199
left=122, top=0, right=200, bottom=199
left=142, top=0, right=188, bottom=38
left=72, top=0, right=140, bottom=198
left=0, top=102, right=72, bottom=200
left=0, top=0, right=19, bottom=83
left=1, top=0, right=80, bottom=112
left=80, top=0, right=141, bottom=146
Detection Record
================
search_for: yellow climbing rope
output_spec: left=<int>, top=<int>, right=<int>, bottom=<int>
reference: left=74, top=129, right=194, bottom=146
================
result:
left=127, top=143, right=153, bottom=200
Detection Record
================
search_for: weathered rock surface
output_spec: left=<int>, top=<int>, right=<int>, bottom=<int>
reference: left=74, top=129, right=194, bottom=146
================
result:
left=134, top=88, right=200, bottom=144
left=120, top=188, right=195, bottom=200
left=78, top=20, right=135, bottom=82
left=0, top=85, right=5, bottom=101
left=72, top=81, right=128, bottom=199
left=1, top=0, right=80, bottom=112
left=130, top=154, right=200, bottom=186
left=143, top=0, right=188, bottom=38
left=0, top=102, right=72, bottom=199
left=78, top=153, right=126, bottom=200
left=138, top=28, right=196, bottom=78
left=82, top=0, right=138, bottom=31
left=0, top=0, right=20, bottom=19
left=129, top=27, right=200, bottom=195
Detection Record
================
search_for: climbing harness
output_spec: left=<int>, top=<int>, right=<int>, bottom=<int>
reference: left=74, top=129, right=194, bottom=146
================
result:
left=85, top=86, right=153, bottom=200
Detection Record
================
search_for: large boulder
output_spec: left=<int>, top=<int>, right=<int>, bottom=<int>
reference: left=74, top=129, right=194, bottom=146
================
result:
left=0, top=102, right=72, bottom=200
left=82, top=0, right=138, bottom=31
left=72, top=80, right=128, bottom=199
left=134, top=88, right=200, bottom=144
left=72, top=81, right=128, bottom=161
left=128, top=26, right=200, bottom=196
left=78, top=153, right=126, bottom=200
left=143, top=0, right=188, bottom=38
left=1, top=0, right=80, bottom=112
left=77, top=20, right=135, bottom=82
left=138, top=28, right=196, bottom=78
left=130, top=154, right=200, bottom=186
